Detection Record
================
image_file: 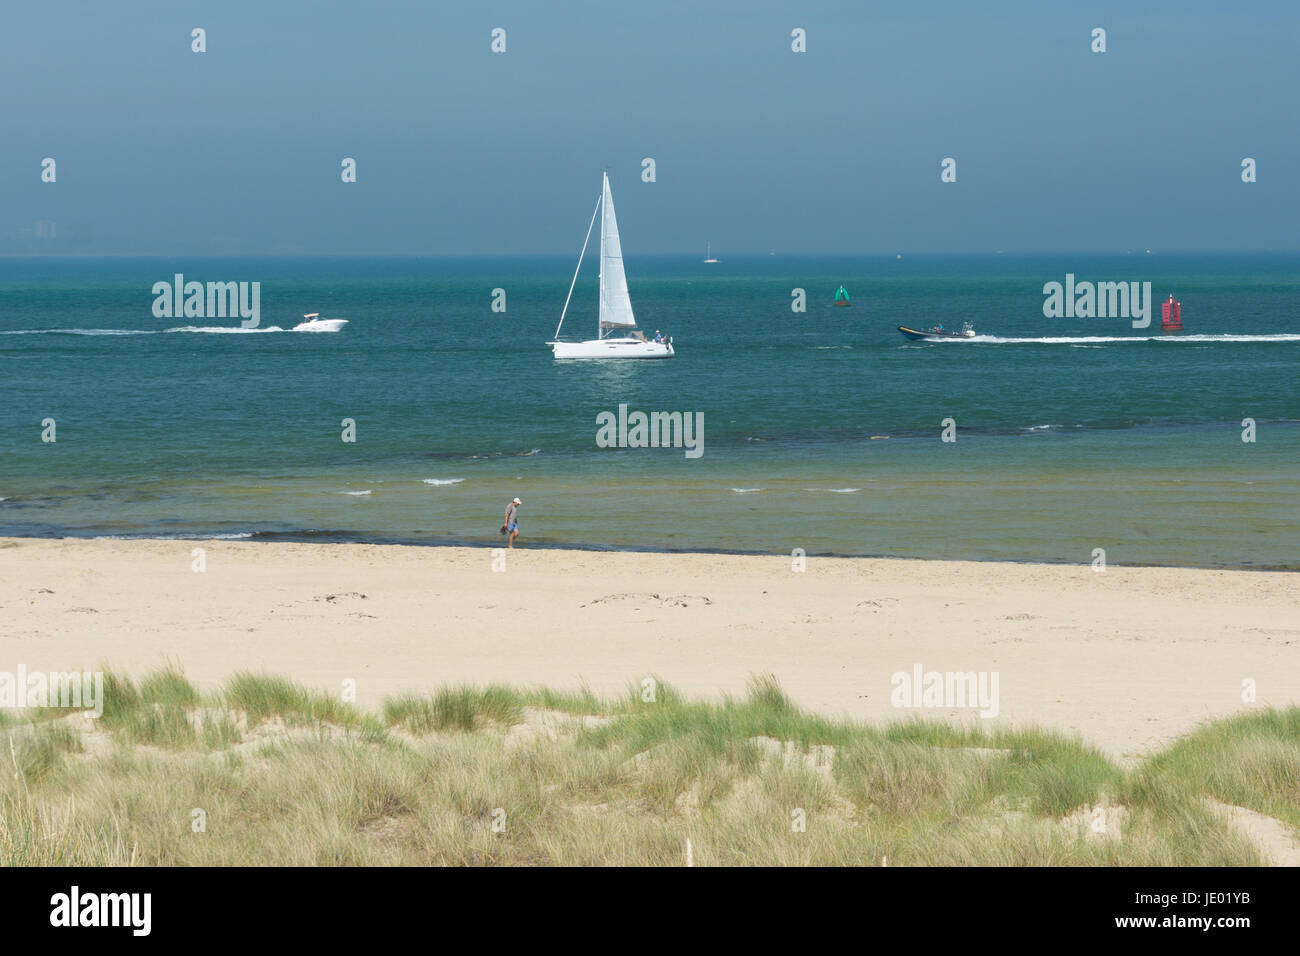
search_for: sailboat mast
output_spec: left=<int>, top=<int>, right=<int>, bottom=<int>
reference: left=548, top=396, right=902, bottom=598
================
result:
left=598, top=171, right=607, bottom=339
left=553, top=192, right=602, bottom=342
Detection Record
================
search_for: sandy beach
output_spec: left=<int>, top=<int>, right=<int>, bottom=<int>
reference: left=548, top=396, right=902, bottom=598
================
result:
left=2, top=536, right=1296, bottom=758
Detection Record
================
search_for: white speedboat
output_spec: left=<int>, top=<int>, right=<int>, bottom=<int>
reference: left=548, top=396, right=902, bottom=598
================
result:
left=548, top=172, right=674, bottom=359
left=293, top=313, right=348, bottom=332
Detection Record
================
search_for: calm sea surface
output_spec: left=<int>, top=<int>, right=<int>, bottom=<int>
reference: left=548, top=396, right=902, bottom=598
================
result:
left=2, top=254, right=1297, bottom=568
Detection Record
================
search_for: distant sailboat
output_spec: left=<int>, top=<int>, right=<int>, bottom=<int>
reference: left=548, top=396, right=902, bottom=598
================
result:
left=703, top=242, right=718, bottom=264
left=549, top=172, right=674, bottom=359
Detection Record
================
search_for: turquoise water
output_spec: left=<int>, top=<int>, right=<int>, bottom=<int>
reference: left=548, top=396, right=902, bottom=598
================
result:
left=2, top=254, right=1297, bottom=567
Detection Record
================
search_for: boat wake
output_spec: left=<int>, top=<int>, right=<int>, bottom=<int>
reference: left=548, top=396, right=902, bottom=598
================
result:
left=0, top=324, right=346, bottom=336
left=167, top=326, right=285, bottom=334
left=0, top=328, right=156, bottom=336
left=949, top=333, right=1300, bottom=345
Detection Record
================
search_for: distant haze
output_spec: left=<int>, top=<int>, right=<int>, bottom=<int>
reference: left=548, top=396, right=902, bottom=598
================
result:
left=3, top=0, right=1297, bottom=255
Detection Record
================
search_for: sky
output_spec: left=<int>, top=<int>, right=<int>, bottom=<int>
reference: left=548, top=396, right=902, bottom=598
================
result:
left=2, top=0, right=1297, bottom=255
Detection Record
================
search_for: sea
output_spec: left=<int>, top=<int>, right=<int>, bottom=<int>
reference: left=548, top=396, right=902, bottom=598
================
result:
left=2, top=253, right=1297, bottom=569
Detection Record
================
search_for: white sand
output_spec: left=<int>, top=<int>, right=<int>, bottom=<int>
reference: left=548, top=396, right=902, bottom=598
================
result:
left=2, top=537, right=1296, bottom=758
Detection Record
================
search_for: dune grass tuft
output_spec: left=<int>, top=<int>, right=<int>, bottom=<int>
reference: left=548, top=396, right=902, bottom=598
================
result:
left=384, top=686, right=523, bottom=734
left=223, top=672, right=386, bottom=741
left=1, top=668, right=1294, bottom=866
left=1125, top=707, right=1300, bottom=830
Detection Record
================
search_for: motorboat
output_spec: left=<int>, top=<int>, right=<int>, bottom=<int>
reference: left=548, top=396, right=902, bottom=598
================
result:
left=293, top=313, right=348, bottom=332
left=897, top=322, right=975, bottom=341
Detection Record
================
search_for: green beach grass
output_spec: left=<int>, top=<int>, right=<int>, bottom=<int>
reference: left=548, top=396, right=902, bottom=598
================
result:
left=1, top=668, right=1295, bottom=866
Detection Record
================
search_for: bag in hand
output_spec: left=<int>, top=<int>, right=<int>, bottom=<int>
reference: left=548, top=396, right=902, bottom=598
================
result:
left=500, top=525, right=508, bottom=535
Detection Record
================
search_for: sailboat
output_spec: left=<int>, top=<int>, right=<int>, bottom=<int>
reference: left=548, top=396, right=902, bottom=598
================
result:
left=549, top=172, right=674, bottom=359
left=703, top=242, right=718, bottom=264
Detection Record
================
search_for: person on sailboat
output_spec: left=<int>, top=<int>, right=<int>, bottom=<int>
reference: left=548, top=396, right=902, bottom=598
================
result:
left=501, top=497, right=521, bottom=548
left=653, top=330, right=664, bottom=343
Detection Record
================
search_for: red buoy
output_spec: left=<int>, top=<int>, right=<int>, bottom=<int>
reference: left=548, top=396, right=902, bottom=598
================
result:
left=1161, top=295, right=1182, bottom=331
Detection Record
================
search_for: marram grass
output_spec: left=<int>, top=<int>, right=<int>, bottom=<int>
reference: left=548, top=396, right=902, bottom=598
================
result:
left=0, top=667, right=1294, bottom=866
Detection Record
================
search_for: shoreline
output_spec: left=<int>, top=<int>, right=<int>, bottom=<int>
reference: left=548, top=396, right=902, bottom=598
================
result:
left=3, top=535, right=1297, bottom=759
left=1, top=532, right=1297, bottom=573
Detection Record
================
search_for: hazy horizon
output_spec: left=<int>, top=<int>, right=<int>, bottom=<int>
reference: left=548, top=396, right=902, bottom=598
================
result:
left=4, top=1, right=1297, bottom=256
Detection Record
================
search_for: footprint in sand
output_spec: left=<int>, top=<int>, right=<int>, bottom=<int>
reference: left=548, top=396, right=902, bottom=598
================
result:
left=583, top=593, right=712, bottom=608
left=316, top=592, right=368, bottom=603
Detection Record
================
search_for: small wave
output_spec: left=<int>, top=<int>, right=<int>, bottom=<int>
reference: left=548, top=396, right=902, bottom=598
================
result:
left=422, top=478, right=465, bottom=486
left=339, top=490, right=372, bottom=496
left=804, top=487, right=862, bottom=494
left=730, top=487, right=763, bottom=494
left=468, top=449, right=540, bottom=460
left=93, top=532, right=254, bottom=540
left=1025, top=424, right=1056, bottom=431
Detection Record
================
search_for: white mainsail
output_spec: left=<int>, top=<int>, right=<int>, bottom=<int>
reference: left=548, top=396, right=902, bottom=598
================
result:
left=598, top=172, right=637, bottom=331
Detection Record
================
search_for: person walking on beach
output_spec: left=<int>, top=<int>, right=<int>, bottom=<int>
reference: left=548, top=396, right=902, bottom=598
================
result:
left=502, top=497, right=521, bottom=548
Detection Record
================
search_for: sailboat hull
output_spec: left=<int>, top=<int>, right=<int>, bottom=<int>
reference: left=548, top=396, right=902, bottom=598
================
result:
left=551, top=338, right=674, bottom=359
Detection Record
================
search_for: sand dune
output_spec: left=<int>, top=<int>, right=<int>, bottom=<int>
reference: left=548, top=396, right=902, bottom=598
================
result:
left=2, top=537, right=1296, bottom=758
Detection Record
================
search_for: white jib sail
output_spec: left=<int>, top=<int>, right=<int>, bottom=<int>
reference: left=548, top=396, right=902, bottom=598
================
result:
left=598, top=172, right=637, bottom=331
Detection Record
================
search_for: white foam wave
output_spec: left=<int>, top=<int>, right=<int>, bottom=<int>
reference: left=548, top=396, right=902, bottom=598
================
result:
left=339, top=490, right=372, bottom=496
left=804, top=487, right=862, bottom=494
left=93, top=532, right=254, bottom=540
left=422, top=478, right=465, bottom=486
left=730, top=487, right=763, bottom=494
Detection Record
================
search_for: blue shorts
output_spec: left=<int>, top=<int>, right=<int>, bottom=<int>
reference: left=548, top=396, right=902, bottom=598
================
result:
left=507, top=522, right=518, bottom=533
